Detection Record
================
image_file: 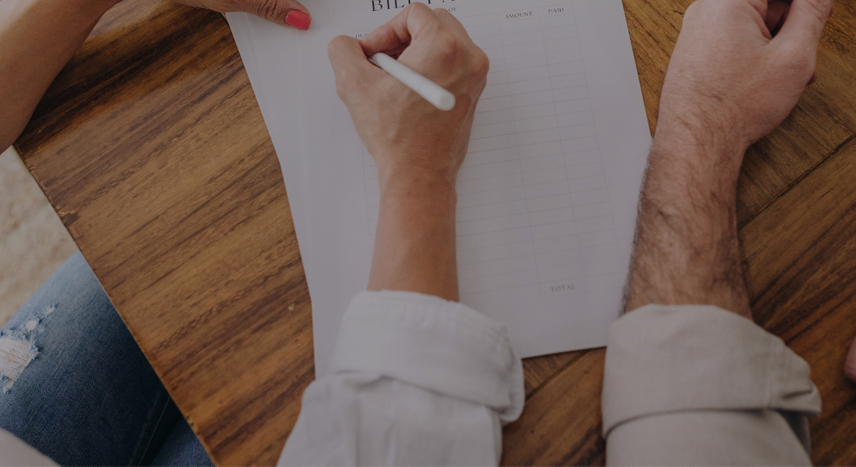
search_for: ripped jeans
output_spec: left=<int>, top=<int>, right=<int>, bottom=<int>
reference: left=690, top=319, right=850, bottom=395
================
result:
left=0, top=252, right=213, bottom=466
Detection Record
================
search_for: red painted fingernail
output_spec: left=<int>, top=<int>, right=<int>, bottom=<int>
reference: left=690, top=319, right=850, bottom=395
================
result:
left=286, top=10, right=311, bottom=30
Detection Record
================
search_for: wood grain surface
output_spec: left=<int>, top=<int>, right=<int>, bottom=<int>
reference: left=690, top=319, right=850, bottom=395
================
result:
left=14, top=0, right=856, bottom=465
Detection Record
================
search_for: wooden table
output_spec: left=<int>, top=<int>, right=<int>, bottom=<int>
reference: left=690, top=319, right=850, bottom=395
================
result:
left=15, top=0, right=856, bottom=464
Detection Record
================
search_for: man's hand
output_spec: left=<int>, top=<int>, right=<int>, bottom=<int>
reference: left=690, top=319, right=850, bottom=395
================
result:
left=658, top=0, right=834, bottom=170
left=625, top=0, right=834, bottom=316
left=327, top=4, right=489, bottom=301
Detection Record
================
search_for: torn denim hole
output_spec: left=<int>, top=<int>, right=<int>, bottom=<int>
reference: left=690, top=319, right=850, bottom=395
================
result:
left=0, top=337, right=37, bottom=393
left=0, top=303, right=57, bottom=393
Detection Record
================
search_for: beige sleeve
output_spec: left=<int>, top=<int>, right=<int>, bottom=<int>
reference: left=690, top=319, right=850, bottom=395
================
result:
left=602, top=305, right=821, bottom=466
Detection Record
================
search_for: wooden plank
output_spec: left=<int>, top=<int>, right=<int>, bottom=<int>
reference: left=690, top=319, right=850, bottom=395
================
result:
left=505, top=350, right=606, bottom=466
left=622, top=0, right=685, bottom=133
left=522, top=352, right=581, bottom=397
left=741, top=137, right=856, bottom=466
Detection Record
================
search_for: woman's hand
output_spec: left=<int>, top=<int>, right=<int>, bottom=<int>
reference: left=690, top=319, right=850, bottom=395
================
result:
left=0, top=0, right=312, bottom=153
left=328, top=2, right=488, bottom=196
left=175, top=0, right=311, bottom=30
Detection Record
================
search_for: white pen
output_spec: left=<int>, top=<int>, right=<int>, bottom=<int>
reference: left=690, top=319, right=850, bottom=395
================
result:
left=369, top=53, right=457, bottom=112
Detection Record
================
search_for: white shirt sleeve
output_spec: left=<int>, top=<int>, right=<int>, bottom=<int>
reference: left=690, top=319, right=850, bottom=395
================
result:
left=0, top=430, right=56, bottom=466
left=278, top=290, right=525, bottom=466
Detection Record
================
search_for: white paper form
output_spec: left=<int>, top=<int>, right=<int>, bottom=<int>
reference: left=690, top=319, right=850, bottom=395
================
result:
left=227, top=0, right=651, bottom=377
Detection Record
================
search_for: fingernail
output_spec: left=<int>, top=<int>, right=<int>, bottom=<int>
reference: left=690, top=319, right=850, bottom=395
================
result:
left=286, top=10, right=311, bottom=30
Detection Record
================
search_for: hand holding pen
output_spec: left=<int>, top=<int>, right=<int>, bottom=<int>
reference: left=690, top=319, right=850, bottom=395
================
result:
left=327, top=3, right=489, bottom=193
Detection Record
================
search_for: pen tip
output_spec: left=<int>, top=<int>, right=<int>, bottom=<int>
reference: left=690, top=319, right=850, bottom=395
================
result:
left=437, top=94, right=456, bottom=112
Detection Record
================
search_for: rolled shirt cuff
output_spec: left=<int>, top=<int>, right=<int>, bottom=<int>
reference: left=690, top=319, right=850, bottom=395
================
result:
left=330, top=290, right=525, bottom=424
left=602, top=304, right=821, bottom=437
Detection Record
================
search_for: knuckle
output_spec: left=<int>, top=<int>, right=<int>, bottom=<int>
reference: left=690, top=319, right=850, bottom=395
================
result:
left=255, top=0, right=285, bottom=21
left=798, top=56, right=817, bottom=77
left=328, top=35, right=348, bottom=53
left=779, top=42, right=816, bottom=76
left=473, top=49, right=490, bottom=80
left=435, top=30, right=462, bottom=57
left=334, top=70, right=352, bottom=98
left=216, top=0, right=249, bottom=13
left=803, top=0, right=833, bottom=22
left=334, top=82, right=347, bottom=100
left=203, top=0, right=230, bottom=13
left=684, top=0, right=706, bottom=15
left=682, top=1, right=704, bottom=23
left=685, top=0, right=731, bottom=18
left=434, top=8, right=454, bottom=21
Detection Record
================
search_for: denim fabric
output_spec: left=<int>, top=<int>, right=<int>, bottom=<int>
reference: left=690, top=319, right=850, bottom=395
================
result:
left=151, top=417, right=214, bottom=466
left=0, top=252, right=213, bottom=466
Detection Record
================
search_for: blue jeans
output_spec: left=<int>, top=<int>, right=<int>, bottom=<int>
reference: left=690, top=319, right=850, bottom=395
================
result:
left=0, top=252, right=214, bottom=466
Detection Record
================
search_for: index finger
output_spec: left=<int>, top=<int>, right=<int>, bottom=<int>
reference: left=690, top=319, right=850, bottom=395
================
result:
left=360, top=3, right=442, bottom=55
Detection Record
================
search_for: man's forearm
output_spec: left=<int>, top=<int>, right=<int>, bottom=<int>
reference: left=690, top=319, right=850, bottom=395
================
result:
left=0, top=0, right=117, bottom=151
left=620, top=0, right=834, bottom=319
left=625, top=128, right=752, bottom=318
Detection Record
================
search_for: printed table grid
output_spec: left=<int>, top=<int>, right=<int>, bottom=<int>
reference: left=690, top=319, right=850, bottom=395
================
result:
left=359, top=3, right=621, bottom=297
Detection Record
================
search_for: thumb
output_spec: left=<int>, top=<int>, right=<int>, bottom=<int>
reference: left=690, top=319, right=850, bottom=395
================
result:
left=776, top=0, right=833, bottom=48
left=234, top=0, right=311, bottom=29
